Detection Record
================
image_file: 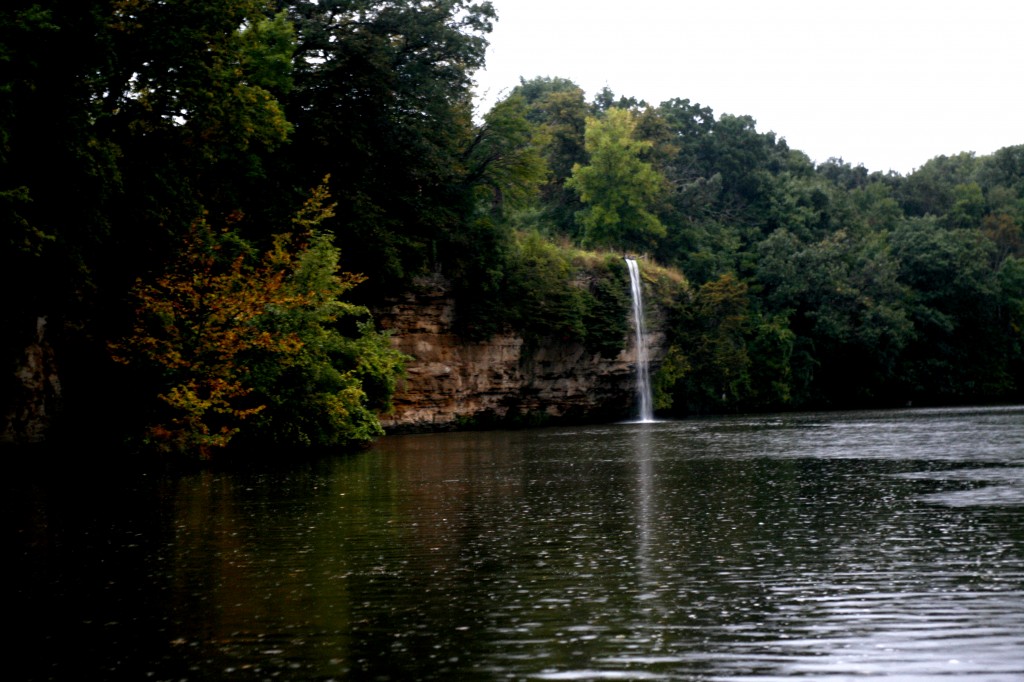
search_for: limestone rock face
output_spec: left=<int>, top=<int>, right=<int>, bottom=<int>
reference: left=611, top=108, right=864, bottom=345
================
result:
left=375, top=275, right=664, bottom=432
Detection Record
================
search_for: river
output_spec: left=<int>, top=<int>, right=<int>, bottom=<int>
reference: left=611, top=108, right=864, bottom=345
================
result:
left=9, top=406, right=1024, bottom=680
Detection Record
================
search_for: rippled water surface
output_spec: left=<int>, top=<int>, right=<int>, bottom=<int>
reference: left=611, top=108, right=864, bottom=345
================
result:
left=9, top=407, right=1024, bottom=680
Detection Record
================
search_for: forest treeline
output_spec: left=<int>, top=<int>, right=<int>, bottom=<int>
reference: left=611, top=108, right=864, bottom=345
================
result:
left=3, top=1, right=1022, bottom=457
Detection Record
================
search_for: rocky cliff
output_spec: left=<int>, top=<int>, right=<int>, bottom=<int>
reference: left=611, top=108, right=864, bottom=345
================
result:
left=375, top=273, right=666, bottom=432
left=2, top=316, right=62, bottom=444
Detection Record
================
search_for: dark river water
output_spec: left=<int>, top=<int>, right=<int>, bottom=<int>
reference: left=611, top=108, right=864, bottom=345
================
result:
left=9, top=406, right=1024, bottom=680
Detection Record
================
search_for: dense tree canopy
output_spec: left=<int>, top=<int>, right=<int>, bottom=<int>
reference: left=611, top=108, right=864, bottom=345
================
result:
left=2, top=2, right=1022, bottom=457
left=2, top=0, right=494, bottom=455
left=508, top=80, right=1023, bottom=412
left=280, top=0, right=495, bottom=290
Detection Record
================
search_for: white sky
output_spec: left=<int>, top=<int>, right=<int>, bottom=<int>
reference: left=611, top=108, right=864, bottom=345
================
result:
left=471, top=0, right=1023, bottom=175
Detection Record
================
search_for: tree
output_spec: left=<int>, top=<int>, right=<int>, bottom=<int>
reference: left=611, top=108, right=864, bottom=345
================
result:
left=1, top=0, right=300, bottom=444
left=648, top=97, right=715, bottom=184
left=679, top=272, right=755, bottom=408
left=947, top=182, right=986, bottom=229
left=895, top=152, right=979, bottom=217
left=281, top=0, right=496, bottom=290
left=445, top=94, right=548, bottom=337
left=566, top=108, right=667, bottom=251
left=891, top=216, right=1009, bottom=400
left=700, top=113, right=781, bottom=225
left=111, top=183, right=407, bottom=458
left=513, top=76, right=589, bottom=181
left=0, top=0, right=123, bottom=372
left=101, top=0, right=296, bottom=237
left=754, top=226, right=914, bottom=406
left=462, top=94, right=547, bottom=215
left=511, top=76, right=590, bottom=237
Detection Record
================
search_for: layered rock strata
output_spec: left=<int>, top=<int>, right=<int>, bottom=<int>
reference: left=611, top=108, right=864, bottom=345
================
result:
left=375, top=274, right=663, bottom=432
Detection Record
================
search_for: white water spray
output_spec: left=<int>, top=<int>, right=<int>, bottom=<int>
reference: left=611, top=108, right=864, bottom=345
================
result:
left=626, top=258, right=655, bottom=422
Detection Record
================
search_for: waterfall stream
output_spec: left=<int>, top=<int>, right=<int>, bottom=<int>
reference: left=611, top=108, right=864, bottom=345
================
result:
left=626, top=258, right=655, bottom=422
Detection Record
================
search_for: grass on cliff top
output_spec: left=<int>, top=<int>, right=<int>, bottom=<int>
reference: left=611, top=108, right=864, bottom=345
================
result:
left=498, top=230, right=687, bottom=353
left=524, top=232, right=688, bottom=288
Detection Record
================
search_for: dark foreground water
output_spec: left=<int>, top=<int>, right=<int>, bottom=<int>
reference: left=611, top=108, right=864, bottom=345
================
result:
left=9, top=407, right=1024, bottom=680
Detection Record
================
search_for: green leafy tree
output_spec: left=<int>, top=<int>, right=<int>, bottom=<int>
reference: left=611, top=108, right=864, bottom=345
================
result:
left=767, top=171, right=850, bottom=242
left=891, top=216, right=1010, bottom=400
left=815, top=157, right=871, bottom=191
left=503, top=231, right=589, bottom=344
left=633, top=98, right=799, bottom=281
left=849, top=180, right=903, bottom=233
left=244, top=229, right=409, bottom=450
left=445, top=94, right=548, bottom=337
left=1, top=0, right=299, bottom=444
left=756, top=227, right=913, bottom=406
left=103, top=0, right=296, bottom=231
left=112, top=184, right=406, bottom=458
left=510, top=76, right=590, bottom=238
left=636, top=99, right=721, bottom=278
left=1, top=1, right=123, bottom=377
left=513, top=76, right=589, bottom=181
left=462, top=94, right=547, bottom=214
left=982, top=212, right=1024, bottom=268
left=566, top=108, right=667, bottom=251
left=282, top=0, right=495, bottom=289
left=997, top=256, right=1024, bottom=394
left=895, top=151, right=979, bottom=217
left=699, top=113, right=782, bottom=226
left=656, top=271, right=792, bottom=413
left=946, top=182, right=986, bottom=229
left=681, top=272, right=755, bottom=408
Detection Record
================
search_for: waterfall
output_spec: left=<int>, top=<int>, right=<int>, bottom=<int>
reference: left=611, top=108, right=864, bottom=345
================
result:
left=626, top=258, right=655, bottom=422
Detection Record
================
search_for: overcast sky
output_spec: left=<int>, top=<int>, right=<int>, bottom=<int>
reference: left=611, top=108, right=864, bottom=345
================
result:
left=471, top=0, right=1023, bottom=175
